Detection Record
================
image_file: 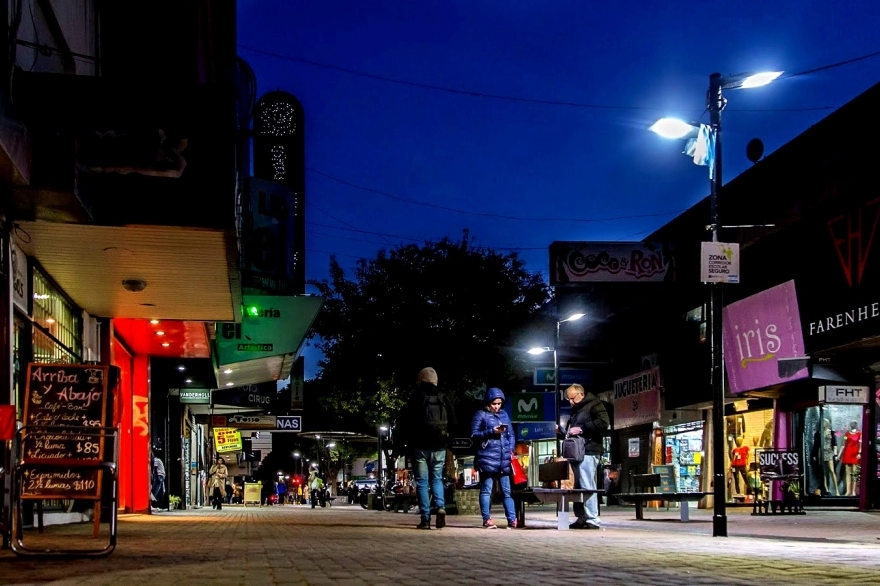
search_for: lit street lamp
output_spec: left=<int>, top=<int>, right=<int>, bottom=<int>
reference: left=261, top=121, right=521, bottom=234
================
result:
left=650, top=69, right=781, bottom=538
left=529, top=312, right=586, bottom=454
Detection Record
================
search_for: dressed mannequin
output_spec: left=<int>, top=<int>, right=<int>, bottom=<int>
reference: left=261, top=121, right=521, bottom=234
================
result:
left=821, top=418, right=839, bottom=496
left=730, top=436, right=750, bottom=495
left=841, top=420, right=861, bottom=496
left=759, top=419, right=774, bottom=448
left=726, top=414, right=746, bottom=461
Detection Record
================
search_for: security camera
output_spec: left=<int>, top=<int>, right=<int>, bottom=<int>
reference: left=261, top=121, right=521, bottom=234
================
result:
left=122, top=279, right=147, bottom=292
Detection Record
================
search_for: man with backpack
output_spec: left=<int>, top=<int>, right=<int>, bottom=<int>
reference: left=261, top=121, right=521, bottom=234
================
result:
left=393, top=367, right=455, bottom=530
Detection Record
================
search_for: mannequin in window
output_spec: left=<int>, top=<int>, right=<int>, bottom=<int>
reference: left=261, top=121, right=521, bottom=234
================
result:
left=841, top=420, right=861, bottom=496
left=821, top=418, right=839, bottom=496
left=759, top=419, right=774, bottom=448
left=730, top=436, right=750, bottom=495
left=726, top=414, right=746, bottom=462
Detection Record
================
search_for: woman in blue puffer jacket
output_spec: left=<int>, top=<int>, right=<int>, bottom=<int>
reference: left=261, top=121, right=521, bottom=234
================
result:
left=471, top=387, right=517, bottom=529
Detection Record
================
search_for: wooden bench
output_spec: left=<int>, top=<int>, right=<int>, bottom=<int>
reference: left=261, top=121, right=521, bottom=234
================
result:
left=617, top=473, right=710, bottom=522
left=512, top=461, right=604, bottom=530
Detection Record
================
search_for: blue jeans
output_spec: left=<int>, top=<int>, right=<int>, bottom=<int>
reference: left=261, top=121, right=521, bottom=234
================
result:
left=412, top=448, right=446, bottom=521
left=479, top=473, right=516, bottom=524
left=570, top=454, right=600, bottom=527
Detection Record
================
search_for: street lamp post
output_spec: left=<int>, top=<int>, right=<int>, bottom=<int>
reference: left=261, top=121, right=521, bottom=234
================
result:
left=378, top=426, right=388, bottom=488
left=529, top=312, right=586, bottom=455
left=650, top=70, right=781, bottom=538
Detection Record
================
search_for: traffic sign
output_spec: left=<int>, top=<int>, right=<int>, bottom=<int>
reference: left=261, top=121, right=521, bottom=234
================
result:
left=533, top=368, right=593, bottom=387
left=451, top=438, right=472, bottom=450
left=275, top=415, right=302, bottom=432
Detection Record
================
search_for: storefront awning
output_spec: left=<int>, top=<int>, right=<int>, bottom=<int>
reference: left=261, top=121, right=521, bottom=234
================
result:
left=214, top=295, right=323, bottom=387
left=16, top=222, right=240, bottom=321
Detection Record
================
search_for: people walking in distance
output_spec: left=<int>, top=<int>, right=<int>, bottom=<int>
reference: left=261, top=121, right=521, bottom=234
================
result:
left=308, top=467, right=324, bottom=509
left=471, top=387, right=517, bottom=529
left=151, top=448, right=166, bottom=512
left=557, top=384, right=609, bottom=529
left=394, top=367, right=455, bottom=529
left=208, top=456, right=228, bottom=510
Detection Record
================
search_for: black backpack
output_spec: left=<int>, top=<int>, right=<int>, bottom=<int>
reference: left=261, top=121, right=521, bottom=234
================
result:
left=422, top=391, right=449, bottom=441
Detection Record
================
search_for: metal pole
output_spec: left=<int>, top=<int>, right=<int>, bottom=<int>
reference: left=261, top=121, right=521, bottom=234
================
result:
left=377, top=431, right=383, bottom=487
left=708, top=72, right=727, bottom=537
left=554, top=321, right=561, bottom=457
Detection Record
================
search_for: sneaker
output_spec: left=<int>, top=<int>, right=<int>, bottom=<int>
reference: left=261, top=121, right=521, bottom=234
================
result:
left=483, top=518, right=497, bottom=529
left=435, top=508, right=446, bottom=529
left=507, top=519, right=518, bottom=529
left=416, top=519, right=431, bottom=530
left=569, top=520, right=587, bottom=529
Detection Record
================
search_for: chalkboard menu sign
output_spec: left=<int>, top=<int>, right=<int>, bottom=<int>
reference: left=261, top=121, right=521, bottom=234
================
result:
left=20, top=363, right=110, bottom=500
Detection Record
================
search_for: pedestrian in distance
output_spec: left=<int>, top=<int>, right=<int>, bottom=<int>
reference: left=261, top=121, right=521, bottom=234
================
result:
left=471, top=387, right=518, bottom=529
left=393, top=367, right=455, bottom=529
left=557, top=384, right=609, bottom=529
left=208, top=455, right=228, bottom=510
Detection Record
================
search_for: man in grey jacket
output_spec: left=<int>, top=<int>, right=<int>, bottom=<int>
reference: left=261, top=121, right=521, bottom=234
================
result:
left=557, top=383, right=609, bottom=529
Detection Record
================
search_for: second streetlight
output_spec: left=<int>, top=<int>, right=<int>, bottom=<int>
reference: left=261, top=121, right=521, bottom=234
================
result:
left=529, top=311, right=586, bottom=455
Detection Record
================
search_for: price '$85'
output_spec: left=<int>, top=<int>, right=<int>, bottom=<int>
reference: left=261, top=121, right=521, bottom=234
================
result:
left=76, top=441, right=100, bottom=455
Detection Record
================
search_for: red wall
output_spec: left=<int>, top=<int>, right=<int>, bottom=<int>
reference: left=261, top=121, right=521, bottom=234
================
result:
left=112, top=337, right=151, bottom=513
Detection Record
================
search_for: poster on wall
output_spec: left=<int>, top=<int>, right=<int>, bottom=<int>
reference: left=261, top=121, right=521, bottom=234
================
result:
left=628, top=438, right=640, bottom=458
left=213, top=427, right=242, bottom=453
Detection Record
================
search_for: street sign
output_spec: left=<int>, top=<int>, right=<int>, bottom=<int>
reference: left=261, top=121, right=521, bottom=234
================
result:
left=451, top=438, right=472, bottom=449
left=275, top=415, right=302, bottom=432
left=510, top=392, right=555, bottom=422
left=533, top=368, right=593, bottom=387
left=516, top=422, right=556, bottom=441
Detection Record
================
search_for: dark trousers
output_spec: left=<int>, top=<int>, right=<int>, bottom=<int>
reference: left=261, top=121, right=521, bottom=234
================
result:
left=212, top=487, right=223, bottom=509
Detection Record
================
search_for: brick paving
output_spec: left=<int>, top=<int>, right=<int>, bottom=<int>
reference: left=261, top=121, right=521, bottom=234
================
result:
left=2, top=502, right=880, bottom=585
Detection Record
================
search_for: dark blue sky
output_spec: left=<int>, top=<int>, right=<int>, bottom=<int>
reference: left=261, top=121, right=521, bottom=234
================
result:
left=238, top=1, right=880, bottom=377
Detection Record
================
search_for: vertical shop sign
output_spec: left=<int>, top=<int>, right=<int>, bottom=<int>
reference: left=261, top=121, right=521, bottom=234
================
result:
left=613, top=367, right=662, bottom=429
left=722, top=280, right=808, bottom=394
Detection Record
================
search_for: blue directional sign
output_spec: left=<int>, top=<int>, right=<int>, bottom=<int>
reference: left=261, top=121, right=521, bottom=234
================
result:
left=533, top=368, right=593, bottom=387
left=516, top=422, right=557, bottom=441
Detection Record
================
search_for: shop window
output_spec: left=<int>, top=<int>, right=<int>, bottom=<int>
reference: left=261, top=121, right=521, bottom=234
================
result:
left=663, top=421, right=704, bottom=493
left=725, top=409, right=774, bottom=500
left=31, top=269, right=82, bottom=363
left=685, top=305, right=707, bottom=344
left=800, top=404, right=863, bottom=499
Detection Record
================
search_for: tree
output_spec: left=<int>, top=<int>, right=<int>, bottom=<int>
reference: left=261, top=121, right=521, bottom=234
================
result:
left=308, top=231, right=551, bottom=434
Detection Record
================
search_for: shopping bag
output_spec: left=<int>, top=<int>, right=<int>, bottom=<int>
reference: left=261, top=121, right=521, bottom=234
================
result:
left=511, top=454, right=528, bottom=486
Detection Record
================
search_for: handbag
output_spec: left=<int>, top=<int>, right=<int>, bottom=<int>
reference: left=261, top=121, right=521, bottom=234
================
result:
left=511, top=454, right=528, bottom=486
left=561, top=435, right=585, bottom=463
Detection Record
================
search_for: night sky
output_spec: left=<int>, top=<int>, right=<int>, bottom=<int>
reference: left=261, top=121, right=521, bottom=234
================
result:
left=238, top=1, right=880, bottom=378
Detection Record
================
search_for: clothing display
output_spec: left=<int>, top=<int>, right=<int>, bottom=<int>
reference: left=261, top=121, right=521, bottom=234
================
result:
left=731, top=445, right=750, bottom=468
left=841, top=430, right=861, bottom=465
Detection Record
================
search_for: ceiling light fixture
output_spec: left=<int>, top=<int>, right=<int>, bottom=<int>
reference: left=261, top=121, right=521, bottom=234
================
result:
left=121, top=279, right=147, bottom=292
left=161, top=342, right=170, bottom=347
left=150, top=319, right=160, bottom=325
left=223, top=369, right=233, bottom=374
left=177, top=366, right=186, bottom=372
left=185, top=379, right=192, bottom=384
left=226, top=382, right=234, bottom=387
left=156, top=331, right=165, bottom=336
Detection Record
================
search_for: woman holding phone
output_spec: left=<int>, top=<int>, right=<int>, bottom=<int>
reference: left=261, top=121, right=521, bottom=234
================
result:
left=471, top=387, right=517, bottom=528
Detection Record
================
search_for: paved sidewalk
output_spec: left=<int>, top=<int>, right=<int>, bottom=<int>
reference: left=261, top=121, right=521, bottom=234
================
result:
left=1, top=502, right=879, bottom=585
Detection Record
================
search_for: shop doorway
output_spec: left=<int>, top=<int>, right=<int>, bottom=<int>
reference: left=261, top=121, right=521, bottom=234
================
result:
left=794, top=404, right=863, bottom=503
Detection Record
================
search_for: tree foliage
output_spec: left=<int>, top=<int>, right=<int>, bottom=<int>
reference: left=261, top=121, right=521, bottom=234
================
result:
left=308, top=232, right=551, bottom=433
